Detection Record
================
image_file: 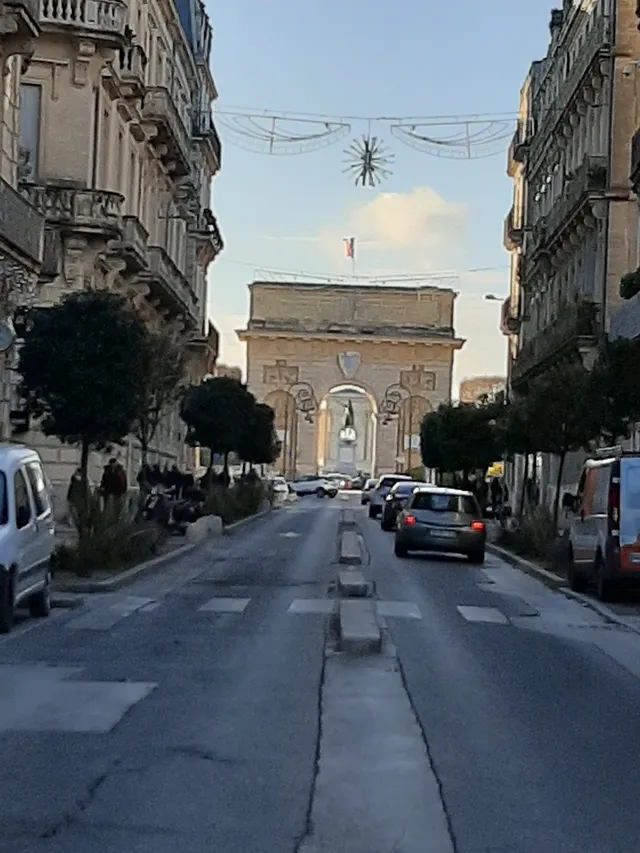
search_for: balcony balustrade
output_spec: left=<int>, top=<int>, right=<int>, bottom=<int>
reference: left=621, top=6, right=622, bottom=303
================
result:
left=144, top=245, right=198, bottom=325
left=39, top=0, right=125, bottom=40
left=23, top=183, right=123, bottom=238
left=141, top=87, right=191, bottom=177
left=192, top=110, right=221, bottom=170
left=0, top=178, right=44, bottom=266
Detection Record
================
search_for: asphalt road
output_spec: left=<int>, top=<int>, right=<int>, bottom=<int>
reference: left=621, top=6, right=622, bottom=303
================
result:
left=0, top=500, right=339, bottom=853
left=362, top=503, right=640, bottom=853
left=6, top=495, right=640, bottom=852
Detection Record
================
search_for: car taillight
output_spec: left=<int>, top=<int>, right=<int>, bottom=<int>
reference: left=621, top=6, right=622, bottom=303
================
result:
left=609, top=480, right=620, bottom=529
left=471, top=521, right=485, bottom=532
left=404, top=514, right=417, bottom=526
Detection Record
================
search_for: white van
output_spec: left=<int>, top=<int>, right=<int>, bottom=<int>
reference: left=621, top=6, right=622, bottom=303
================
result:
left=565, top=446, right=640, bottom=601
left=0, top=445, right=55, bottom=632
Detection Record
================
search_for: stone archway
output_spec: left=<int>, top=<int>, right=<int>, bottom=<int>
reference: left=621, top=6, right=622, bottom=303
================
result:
left=318, top=384, right=378, bottom=476
left=239, top=281, right=464, bottom=477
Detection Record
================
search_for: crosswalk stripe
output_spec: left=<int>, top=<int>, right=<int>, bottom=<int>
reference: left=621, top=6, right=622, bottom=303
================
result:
left=288, top=599, right=335, bottom=614
left=199, top=597, right=251, bottom=614
left=456, top=605, right=509, bottom=625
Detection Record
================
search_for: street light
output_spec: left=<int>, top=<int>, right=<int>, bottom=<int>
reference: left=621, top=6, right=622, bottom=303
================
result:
left=484, top=294, right=506, bottom=302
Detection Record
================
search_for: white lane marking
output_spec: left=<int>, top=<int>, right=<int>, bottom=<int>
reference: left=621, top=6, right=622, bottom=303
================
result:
left=457, top=605, right=509, bottom=625
left=66, top=596, right=156, bottom=631
left=138, top=601, right=162, bottom=613
left=288, top=599, right=336, bottom=614
left=377, top=601, right=422, bottom=620
left=280, top=531, right=301, bottom=538
left=199, top=597, right=250, bottom=614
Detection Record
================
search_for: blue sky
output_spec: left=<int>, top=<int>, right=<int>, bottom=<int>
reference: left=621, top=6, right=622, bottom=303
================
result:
left=206, top=0, right=553, bottom=390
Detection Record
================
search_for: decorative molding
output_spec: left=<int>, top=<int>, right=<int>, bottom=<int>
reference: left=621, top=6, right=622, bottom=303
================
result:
left=399, top=365, right=436, bottom=394
left=263, top=358, right=299, bottom=389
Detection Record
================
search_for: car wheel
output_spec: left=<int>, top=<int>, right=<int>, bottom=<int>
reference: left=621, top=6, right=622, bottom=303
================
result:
left=29, top=568, right=52, bottom=619
left=394, top=542, right=408, bottom=558
left=567, top=549, right=587, bottom=593
left=329, top=490, right=338, bottom=499
left=0, top=571, right=14, bottom=634
left=595, top=553, right=615, bottom=602
left=468, top=550, right=485, bottom=565
left=315, top=487, right=326, bottom=498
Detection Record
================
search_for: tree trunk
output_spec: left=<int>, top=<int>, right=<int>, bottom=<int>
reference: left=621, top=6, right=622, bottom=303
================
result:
left=519, top=453, right=529, bottom=518
left=223, top=452, right=230, bottom=486
left=78, top=438, right=90, bottom=535
left=552, top=450, right=566, bottom=532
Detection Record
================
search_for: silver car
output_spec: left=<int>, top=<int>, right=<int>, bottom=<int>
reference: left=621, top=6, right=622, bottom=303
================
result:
left=394, top=486, right=486, bottom=563
left=368, top=474, right=413, bottom=518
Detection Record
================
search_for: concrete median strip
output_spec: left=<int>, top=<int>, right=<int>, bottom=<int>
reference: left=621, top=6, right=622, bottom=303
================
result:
left=338, top=570, right=370, bottom=598
left=339, top=600, right=382, bottom=654
left=339, top=529, right=362, bottom=565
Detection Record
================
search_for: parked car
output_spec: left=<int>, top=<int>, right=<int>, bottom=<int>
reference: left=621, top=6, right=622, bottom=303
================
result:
left=289, top=475, right=338, bottom=498
left=325, top=473, right=351, bottom=490
left=368, top=474, right=413, bottom=518
left=564, top=446, right=640, bottom=600
left=381, top=480, right=426, bottom=531
left=394, top=486, right=486, bottom=563
left=271, top=476, right=290, bottom=497
left=0, top=445, right=55, bottom=633
left=361, top=479, right=377, bottom=505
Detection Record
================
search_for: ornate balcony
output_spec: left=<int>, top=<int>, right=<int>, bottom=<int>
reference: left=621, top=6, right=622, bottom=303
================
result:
left=38, top=0, right=125, bottom=42
left=143, top=245, right=198, bottom=324
left=141, top=87, right=191, bottom=177
left=0, top=178, right=44, bottom=267
left=108, top=215, right=148, bottom=273
left=545, top=155, right=607, bottom=244
left=503, top=206, right=523, bottom=252
left=192, top=208, right=223, bottom=265
left=506, top=122, right=529, bottom=177
left=115, top=43, right=146, bottom=100
left=22, top=183, right=123, bottom=238
left=500, top=296, right=521, bottom=337
left=192, top=110, right=221, bottom=172
left=186, top=321, right=219, bottom=375
left=512, top=299, right=599, bottom=384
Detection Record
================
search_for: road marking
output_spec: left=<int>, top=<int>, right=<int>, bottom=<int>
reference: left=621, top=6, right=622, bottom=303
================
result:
left=199, top=597, right=251, bottom=614
left=289, top=599, right=336, bottom=614
left=66, top=596, right=155, bottom=630
left=138, top=601, right=162, bottom=613
left=377, top=601, right=422, bottom=620
left=280, top=531, right=301, bottom=538
left=457, top=605, right=509, bottom=625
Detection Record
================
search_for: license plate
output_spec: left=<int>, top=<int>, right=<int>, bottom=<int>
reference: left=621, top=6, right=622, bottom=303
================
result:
left=429, top=528, right=456, bottom=539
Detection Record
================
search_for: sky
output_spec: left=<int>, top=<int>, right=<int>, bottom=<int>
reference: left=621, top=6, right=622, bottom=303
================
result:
left=205, top=0, right=554, bottom=392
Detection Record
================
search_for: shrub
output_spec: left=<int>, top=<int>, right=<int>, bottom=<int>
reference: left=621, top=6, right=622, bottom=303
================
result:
left=498, top=506, right=570, bottom=574
left=203, top=478, right=269, bottom=525
left=54, top=492, right=164, bottom=577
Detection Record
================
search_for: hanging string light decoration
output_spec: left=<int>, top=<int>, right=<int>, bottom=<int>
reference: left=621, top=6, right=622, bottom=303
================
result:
left=215, top=110, right=350, bottom=155
left=390, top=117, right=514, bottom=160
left=343, top=133, right=394, bottom=187
left=215, top=106, right=518, bottom=179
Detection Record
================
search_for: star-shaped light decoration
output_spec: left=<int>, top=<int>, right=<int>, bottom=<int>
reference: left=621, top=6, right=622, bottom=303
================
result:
left=343, top=134, right=394, bottom=187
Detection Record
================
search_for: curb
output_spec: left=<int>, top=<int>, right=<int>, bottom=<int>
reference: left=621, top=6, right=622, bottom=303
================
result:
left=52, top=543, right=198, bottom=593
left=223, top=507, right=272, bottom=534
left=488, top=543, right=640, bottom=637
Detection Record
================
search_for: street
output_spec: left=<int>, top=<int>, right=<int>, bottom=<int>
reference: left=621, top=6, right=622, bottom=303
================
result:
left=4, top=497, right=640, bottom=852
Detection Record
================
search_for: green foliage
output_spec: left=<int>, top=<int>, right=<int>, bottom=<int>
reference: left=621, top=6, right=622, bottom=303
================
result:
left=498, top=507, right=570, bottom=574
left=54, top=493, right=163, bottom=576
left=203, top=479, right=268, bottom=524
left=134, top=330, right=187, bottom=463
left=18, top=290, right=148, bottom=488
left=420, top=401, right=498, bottom=476
left=587, top=338, right=640, bottom=445
left=238, top=402, right=281, bottom=466
left=180, top=376, right=256, bottom=461
left=620, top=269, right=640, bottom=300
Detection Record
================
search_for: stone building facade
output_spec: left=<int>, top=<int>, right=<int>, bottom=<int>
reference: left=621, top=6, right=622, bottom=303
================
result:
left=503, top=1, right=640, bottom=504
left=239, top=281, right=463, bottom=477
left=6, top=0, right=223, bottom=500
left=459, top=376, right=505, bottom=406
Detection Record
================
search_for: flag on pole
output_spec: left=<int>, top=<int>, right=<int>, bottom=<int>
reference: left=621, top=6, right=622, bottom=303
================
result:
left=343, top=237, right=355, bottom=259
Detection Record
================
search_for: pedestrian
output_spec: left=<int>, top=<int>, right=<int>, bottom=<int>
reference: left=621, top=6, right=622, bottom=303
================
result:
left=67, top=468, right=87, bottom=519
left=100, top=457, right=128, bottom=517
left=490, top=477, right=503, bottom=515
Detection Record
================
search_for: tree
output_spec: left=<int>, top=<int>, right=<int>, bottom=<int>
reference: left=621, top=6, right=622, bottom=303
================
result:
left=18, top=290, right=148, bottom=506
left=420, top=402, right=498, bottom=483
left=180, top=376, right=255, bottom=480
left=238, top=402, right=281, bottom=468
left=134, top=331, right=187, bottom=466
left=587, top=338, right=640, bottom=446
left=495, top=394, right=537, bottom=516
left=528, top=361, right=595, bottom=523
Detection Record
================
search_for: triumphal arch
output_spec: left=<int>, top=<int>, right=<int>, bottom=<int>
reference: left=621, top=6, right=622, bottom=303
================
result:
left=237, top=281, right=464, bottom=477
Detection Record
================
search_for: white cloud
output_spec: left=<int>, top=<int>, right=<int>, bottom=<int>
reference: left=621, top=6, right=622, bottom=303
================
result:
left=319, top=186, right=467, bottom=269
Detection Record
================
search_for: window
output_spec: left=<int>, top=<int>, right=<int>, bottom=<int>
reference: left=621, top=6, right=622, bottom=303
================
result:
left=14, top=469, right=32, bottom=529
left=410, top=492, right=478, bottom=515
left=18, top=84, right=41, bottom=182
left=25, top=461, right=49, bottom=516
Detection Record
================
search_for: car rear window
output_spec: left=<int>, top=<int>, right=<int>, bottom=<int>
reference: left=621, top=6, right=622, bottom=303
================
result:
left=380, top=477, right=409, bottom=489
left=411, top=492, right=478, bottom=514
left=393, top=482, right=421, bottom=496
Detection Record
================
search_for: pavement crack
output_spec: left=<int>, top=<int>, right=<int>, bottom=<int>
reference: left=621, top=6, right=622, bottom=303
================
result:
left=395, top=655, right=461, bottom=853
left=292, top=618, right=328, bottom=853
left=40, top=760, right=121, bottom=839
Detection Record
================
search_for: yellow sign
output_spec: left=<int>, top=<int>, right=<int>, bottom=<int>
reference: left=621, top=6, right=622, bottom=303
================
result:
left=487, top=462, right=504, bottom=478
